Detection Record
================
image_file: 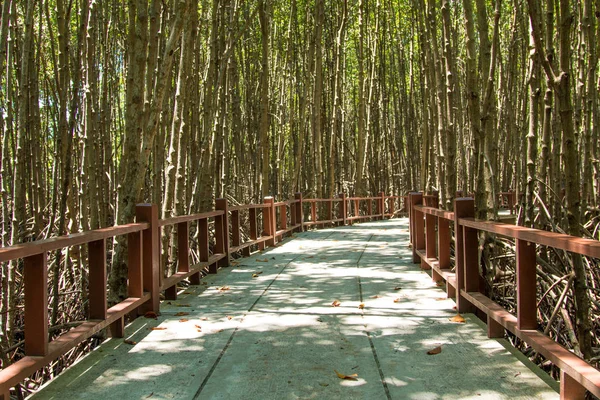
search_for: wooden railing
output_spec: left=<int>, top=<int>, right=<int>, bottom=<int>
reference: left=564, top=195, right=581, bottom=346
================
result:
left=0, top=192, right=400, bottom=399
left=408, top=192, right=600, bottom=399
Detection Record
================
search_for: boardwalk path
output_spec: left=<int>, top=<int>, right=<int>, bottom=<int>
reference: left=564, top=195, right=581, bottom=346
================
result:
left=35, top=219, right=558, bottom=399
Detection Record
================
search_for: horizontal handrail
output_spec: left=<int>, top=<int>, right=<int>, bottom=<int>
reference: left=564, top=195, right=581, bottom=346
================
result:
left=0, top=222, right=149, bottom=262
left=158, top=210, right=224, bottom=227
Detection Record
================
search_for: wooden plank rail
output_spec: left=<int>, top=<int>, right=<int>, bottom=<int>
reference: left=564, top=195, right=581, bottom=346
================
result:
left=0, top=191, right=399, bottom=399
left=409, top=192, right=600, bottom=399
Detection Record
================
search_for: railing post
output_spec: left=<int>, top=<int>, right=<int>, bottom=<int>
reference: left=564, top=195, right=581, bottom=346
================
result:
left=295, top=192, right=303, bottom=232
left=454, top=198, right=476, bottom=314
left=338, top=193, right=347, bottom=226
left=250, top=207, right=262, bottom=251
left=263, top=197, right=276, bottom=246
left=516, top=238, right=537, bottom=330
left=425, top=197, right=438, bottom=279
left=216, top=198, right=230, bottom=267
left=199, top=218, right=211, bottom=270
left=328, top=199, right=333, bottom=224
left=89, top=239, right=107, bottom=320
left=128, top=231, right=143, bottom=298
left=379, top=191, right=385, bottom=219
left=232, top=209, right=241, bottom=249
left=24, top=253, right=48, bottom=356
left=560, top=370, right=586, bottom=400
left=279, top=203, right=287, bottom=233
left=367, top=197, right=373, bottom=219
left=136, top=204, right=160, bottom=314
left=409, top=192, right=424, bottom=263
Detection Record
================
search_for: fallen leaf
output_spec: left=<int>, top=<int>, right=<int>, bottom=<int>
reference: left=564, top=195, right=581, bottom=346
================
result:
left=201, top=282, right=208, bottom=286
left=449, top=314, right=466, bottom=323
left=175, top=312, right=190, bottom=316
left=331, top=300, right=341, bottom=307
left=218, top=286, right=230, bottom=292
left=254, top=271, right=263, bottom=275
left=358, top=303, right=365, bottom=309
left=227, top=315, right=233, bottom=320
left=370, top=295, right=381, bottom=299
left=435, top=281, right=444, bottom=287
left=252, top=274, right=259, bottom=278
left=182, top=291, right=192, bottom=295
left=306, top=256, right=314, bottom=259
left=393, top=286, right=402, bottom=291
left=319, top=383, right=329, bottom=387
left=256, top=259, right=268, bottom=262
left=334, top=370, right=358, bottom=381
left=201, top=317, right=208, bottom=321
left=435, top=297, right=446, bottom=301
left=514, top=372, right=521, bottom=377
left=124, top=340, right=137, bottom=345
left=195, top=325, right=202, bottom=329
left=427, top=346, right=442, bottom=355
left=144, top=311, right=158, bottom=319
left=393, top=298, right=401, bottom=303
left=150, top=327, right=167, bottom=331
left=179, top=318, right=189, bottom=322
left=216, top=329, right=224, bottom=333
left=176, top=304, right=191, bottom=307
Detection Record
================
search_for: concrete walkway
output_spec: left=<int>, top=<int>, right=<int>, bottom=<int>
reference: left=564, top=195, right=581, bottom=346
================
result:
left=34, top=219, right=558, bottom=400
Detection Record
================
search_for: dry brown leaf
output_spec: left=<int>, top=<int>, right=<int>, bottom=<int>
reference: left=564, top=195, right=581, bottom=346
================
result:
left=393, top=286, right=402, bottom=291
left=358, top=303, right=365, bottom=309
left=370, top=295, right=381, bottom=299
left=393, top=298, right=401, bottom=303
left=427, top=346, right=442, bottom=355
left=150, top=327, right=167, bottom=331
left=200, top=317, right=208, bottom=321
left=435, top=297, right=447, bottom=301
left=195, top=325, right=202, bottom=329
left=331, top=300, right=341, bottom=307
left=179, top=318, right=189, bottom=323
left=227, top=315, right=233, bottom=320
left=252, top=274, right=259, bottom=278
left=449, top=314, right=466, bottom=323
left=182, top=291, right=192, bottom=295
left=176, top=304, right=191, bottom=307
left=124, top=339, right=137, bottom=345
left=175, top=312, right=189, bottom=317
left=334, top=370, right=358, bottom=381
left=144, top=311, right=158, bottom=319
left=256, top=259, right=268, bottom=262
left=218, top=286, right=230, bottom=292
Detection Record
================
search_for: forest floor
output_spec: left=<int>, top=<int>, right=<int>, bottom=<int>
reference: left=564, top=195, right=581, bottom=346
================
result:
left=32, top=219, right=558, bottom=400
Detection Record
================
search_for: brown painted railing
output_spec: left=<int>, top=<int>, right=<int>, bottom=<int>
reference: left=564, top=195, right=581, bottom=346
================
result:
left=408, top=192, right=600, bottom=399
left=0, top=192, right=397, bottom=399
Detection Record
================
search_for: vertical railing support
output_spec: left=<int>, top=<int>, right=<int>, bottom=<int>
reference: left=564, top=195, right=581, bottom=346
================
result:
left=89, top=239, right=107, bottom=320
left=367, top=197, right=373, bottom=219
left=199, top=218, right=211, bottom=271
left=560, top=370, right=586, bottom=400
left=128, top=231, right=143, bottom=298
left=389, top=196, right=395, bottom=217
left=516, top=238, right=537, bottom=330
left=409, top=192, right=424, bottom=263
left=454, top=198, right=476, bottom=314
left=311, top=201, right=317, bottom=226
left=216, top=198, right=230, bottom=267
left=338, top=193, right=347, bottom=226
left=379, top=192, right=385, bottom=220
left=232, top=209, right=241, bottom=250
left=279, top=203, right=287, bottom=234
left=264, top=197, right=276, bottom=246
left=136, top=203, right=160, bottom=314
left=425, top=197, right=437, bottom=279
left=295, top=193, right=303, bottom=232
left=24, top=253, right=48, bottom=356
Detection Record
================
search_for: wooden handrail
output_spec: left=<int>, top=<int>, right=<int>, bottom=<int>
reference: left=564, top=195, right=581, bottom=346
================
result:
left=408, top=191, right=600, bottom=398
